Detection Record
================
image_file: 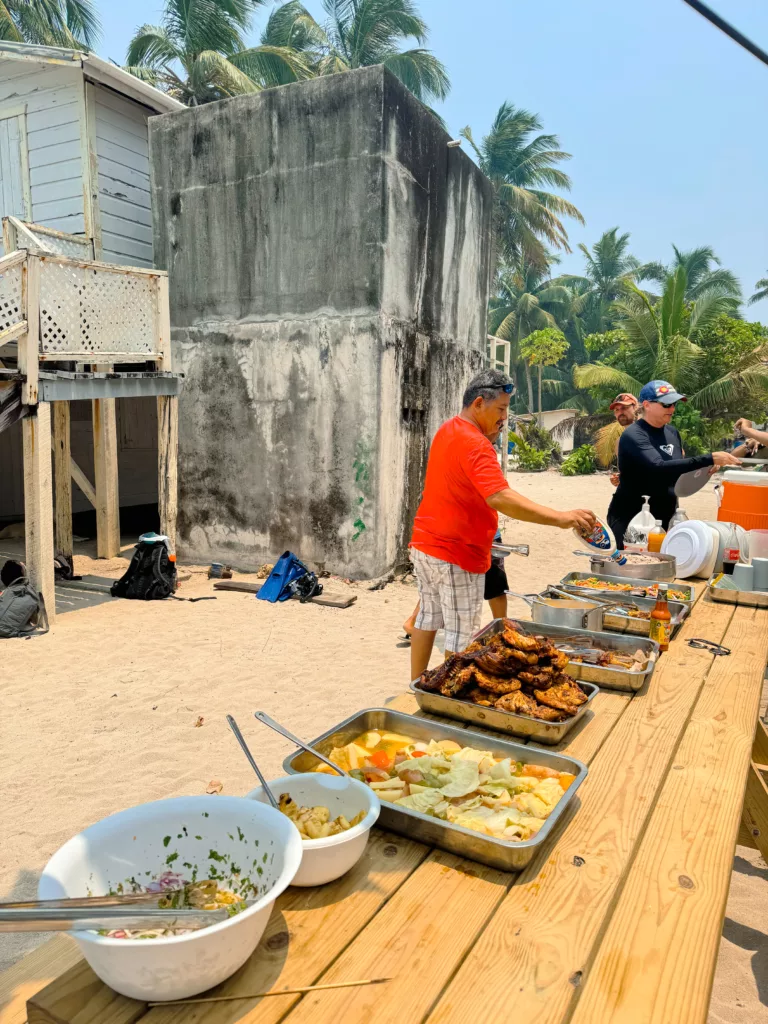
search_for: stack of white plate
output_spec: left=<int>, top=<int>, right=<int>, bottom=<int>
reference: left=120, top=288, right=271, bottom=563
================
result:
left=661, top=521, right=720, bottom=578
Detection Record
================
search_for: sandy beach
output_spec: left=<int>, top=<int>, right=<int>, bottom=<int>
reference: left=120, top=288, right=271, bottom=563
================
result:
left=0, top=471, right=765, bottom=1022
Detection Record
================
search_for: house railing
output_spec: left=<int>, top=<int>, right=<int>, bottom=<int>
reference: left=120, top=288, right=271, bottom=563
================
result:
left=3, top=216, right=94, bottom=260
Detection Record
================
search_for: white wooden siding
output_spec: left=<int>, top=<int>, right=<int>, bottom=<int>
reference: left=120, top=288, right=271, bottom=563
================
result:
left=0, top=111, right=29, bottom=218
left=94, top=86, right=153, bottom=267
left=0, top=61, right=85, bottom=233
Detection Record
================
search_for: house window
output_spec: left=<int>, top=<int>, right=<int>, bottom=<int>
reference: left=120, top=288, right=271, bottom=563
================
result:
left=0, top=108, right=30, bottom=221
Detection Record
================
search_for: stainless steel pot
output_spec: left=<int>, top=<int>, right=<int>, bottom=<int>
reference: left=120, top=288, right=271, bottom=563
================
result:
left=507, top=586, right=611, bottom=631
left=572, top=550, right=677, bottom=580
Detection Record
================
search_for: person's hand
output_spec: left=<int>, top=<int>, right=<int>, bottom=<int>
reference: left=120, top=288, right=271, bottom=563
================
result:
left=734, top=418, right=752, bottom=433
left=707, top=466, right=718, bottom=476
left=559, top=509, right=596, bottom=533
left=609, top=472, right=620, bottom=487
left=712, top=451, right=742, bottom=467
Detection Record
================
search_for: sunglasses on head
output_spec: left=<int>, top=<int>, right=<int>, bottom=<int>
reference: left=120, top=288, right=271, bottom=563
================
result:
left=499, top=383, right=515, bottom=394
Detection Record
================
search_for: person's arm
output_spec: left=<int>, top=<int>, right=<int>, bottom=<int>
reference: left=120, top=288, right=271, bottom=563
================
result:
left=486, top=488, right=594, bottom=533
left=735, top=419, right=768, bottom=448
left=622, top=429, right=730, bottom=479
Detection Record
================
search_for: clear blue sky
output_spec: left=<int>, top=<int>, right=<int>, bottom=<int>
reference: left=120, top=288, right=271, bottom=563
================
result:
left=99, top=0, right=768, bottom=319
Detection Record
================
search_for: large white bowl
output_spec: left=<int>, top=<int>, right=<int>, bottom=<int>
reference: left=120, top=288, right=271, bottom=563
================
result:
left=247, top=774, right=380, bottom=886
left=38, top=796, right=303, bottom=1001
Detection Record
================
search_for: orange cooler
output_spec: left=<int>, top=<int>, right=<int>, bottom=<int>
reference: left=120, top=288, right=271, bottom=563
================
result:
left=717, top=471, right=768, bottom=531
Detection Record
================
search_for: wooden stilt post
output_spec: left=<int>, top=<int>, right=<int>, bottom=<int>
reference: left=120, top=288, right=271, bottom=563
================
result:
left=92, top=394, right=120, bottom=558
left=23, top=402, right=55, bottom=623
left=155, top=274, right=178, bottom=551
left=52, top=402, right=73, bottom=559
left=157, top=396, right=178, bottom=552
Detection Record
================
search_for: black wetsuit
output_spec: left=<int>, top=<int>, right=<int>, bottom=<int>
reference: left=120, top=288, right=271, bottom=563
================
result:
left=607, top=420, right=714, bottom=548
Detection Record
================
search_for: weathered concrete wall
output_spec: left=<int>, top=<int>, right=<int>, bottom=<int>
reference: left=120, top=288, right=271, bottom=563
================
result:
left=150, top=66, right=492, bottom=577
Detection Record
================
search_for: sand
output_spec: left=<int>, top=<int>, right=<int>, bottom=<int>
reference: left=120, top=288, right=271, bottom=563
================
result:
left=0, top=471, right=765, bottom=1021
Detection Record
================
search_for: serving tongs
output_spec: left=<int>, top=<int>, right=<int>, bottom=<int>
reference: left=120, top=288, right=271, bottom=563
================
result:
left=0, top=904, right=237, bottom=934
left=253, top=711, right=347, bottom=776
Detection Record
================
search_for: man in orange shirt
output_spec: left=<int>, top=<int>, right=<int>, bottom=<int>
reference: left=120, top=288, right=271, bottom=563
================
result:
left=409, top=369, right=596, bottom=679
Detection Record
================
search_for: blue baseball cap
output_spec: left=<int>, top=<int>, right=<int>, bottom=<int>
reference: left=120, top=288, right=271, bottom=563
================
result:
left=638, top=380, right=687, bottom=406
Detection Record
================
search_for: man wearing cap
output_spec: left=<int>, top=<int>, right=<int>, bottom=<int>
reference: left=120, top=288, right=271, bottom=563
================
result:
left=608, top=393, right=638, bottom=486
left=607, top=380, right=741, bottom=547
left=409, top=369, right=597, bottom=679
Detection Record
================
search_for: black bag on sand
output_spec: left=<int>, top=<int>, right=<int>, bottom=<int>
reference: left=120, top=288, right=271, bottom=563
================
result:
left=0, top=577, right=49, bottom=638
left=111, top=539, right=176, bottom=600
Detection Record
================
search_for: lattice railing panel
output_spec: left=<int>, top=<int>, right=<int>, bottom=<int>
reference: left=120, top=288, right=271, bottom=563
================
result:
left=31, top=229, right=93, bottom=259
left=0, top=259, right=24, bottom=335
left=39, top=259, right=159, bottom=358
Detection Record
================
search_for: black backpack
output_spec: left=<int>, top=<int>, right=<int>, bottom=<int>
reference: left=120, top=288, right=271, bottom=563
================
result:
left=111, top=539, right=176, bottom=600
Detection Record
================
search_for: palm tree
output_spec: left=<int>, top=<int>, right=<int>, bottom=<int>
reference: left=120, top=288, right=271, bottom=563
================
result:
left=126, top=0, right=311, bottom=105
left=263, top=0, right=449, bottom=105
left=489, top=260, right=572, bottom=412
left=556, top=228, right=643, bottom=333
left=574, top=265, right=768, bottom=415
left=461, top=102, right=583, bottom=273
left=749, top=273, right=768, bottom=306
left=0, top=0, right=99, bottom=47
left=643, top=245, right=742, bottom=310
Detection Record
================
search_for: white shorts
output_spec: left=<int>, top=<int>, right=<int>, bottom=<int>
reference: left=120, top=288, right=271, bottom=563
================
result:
left=410, top=547, right=485, bottom=652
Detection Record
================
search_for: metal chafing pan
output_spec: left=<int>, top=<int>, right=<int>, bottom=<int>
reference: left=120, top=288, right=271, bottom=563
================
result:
left=707, top=576, right=768, bottom=608
left=543, top=590, right=689, bottom=638
left=409, top=678, right=598, bottom=745
left=580, top=552, right=677, bottom=580
left=282, top=708, right=587, bottom=872
left=476, top=617, right=659, bottom=692
left=558, top=571, right=695, bottom=611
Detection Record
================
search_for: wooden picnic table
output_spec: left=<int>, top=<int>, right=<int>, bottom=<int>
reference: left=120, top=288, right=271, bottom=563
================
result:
left=2, top=584, right=767, bottom=1024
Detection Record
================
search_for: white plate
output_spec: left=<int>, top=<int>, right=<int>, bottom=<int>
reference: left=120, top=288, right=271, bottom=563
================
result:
left=661, top=521, right=718, bottom=578
left=675, top=468, right=711, bottom=497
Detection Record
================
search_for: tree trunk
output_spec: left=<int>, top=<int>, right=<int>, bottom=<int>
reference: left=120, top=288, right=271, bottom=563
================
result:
left=524, top=362, right=534, bottom=414
left=537, top=364, right=543, bottom=426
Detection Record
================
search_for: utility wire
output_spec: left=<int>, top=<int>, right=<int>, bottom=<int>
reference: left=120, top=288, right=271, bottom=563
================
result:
left=681, top=0, right=768, bottom=68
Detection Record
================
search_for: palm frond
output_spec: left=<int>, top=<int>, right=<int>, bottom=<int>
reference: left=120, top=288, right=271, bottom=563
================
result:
left=749, top=275, right=768, bottom=305
left=573, top=363, right=643, bottom=394
left=594, top=420, right=624, bottom=467
left=382, top=48, right=450, bottom=102
left=126, top=24, right=181, bottom=70
left=230, top=44, right=313, bottom=85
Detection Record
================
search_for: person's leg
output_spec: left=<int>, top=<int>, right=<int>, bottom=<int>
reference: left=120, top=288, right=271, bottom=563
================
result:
left=409, top=550, right=443, bottom=679
left=484, top=560, right=509, bottom=620
left=440, top=561, right=485, bottom=658
left=403, top=600, right=420, bottom=636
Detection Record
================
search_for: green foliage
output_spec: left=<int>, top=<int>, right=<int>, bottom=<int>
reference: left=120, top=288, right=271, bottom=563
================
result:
left=461, top=103, right=583, bottom=273
left=0, top=0, right=100, bottom=47
left=509, top=434, right=551, bottom=472
left=520, top=327, right=568, bottom=368
left=560, top=444, right=597, bottom=476
left=583, top=330, right=623, bottom=357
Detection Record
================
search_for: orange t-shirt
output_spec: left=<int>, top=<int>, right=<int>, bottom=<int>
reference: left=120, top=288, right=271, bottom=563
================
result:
left=410, top=416, right=508, bottom=574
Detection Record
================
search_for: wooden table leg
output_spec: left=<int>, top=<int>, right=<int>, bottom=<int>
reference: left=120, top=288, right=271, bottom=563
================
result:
left=739, top=721, right=768, bottom=856
left=52, top=401, right=73, bottom=559
left=23, top=401, right=55, bottom=624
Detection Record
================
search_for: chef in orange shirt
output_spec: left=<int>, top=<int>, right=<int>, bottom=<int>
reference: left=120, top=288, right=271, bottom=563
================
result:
left=409, top=369, right=596, bottom=679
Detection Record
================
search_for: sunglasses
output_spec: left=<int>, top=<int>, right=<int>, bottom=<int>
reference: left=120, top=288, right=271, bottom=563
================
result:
left=499, top=383, right=515, bottom=394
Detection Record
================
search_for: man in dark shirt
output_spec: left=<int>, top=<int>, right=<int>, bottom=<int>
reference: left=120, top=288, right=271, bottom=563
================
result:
left=607, top=380, right=741, bottom=547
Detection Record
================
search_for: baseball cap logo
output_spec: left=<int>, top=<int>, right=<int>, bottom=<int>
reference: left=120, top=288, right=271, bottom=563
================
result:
left=656, top=385, right=671, bottom=395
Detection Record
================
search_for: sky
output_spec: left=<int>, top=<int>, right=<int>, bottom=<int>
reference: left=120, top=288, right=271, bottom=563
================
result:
left=99, top=0, right=768, bottom=318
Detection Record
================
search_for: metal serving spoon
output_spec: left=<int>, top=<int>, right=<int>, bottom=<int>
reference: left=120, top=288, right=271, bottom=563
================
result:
left=253, top=711, right=347, bottom=777
left=226, top=715, right=279, bottom=808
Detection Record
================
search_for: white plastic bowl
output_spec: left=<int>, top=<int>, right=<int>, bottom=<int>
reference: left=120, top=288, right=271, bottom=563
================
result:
left=38, top=796, right=303, bottom=1001
left=247, top=773, right=380, bottom=886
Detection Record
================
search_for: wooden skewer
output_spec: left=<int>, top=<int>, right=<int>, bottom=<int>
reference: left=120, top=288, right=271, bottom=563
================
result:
left=147, top=977, right=391, bottom=1006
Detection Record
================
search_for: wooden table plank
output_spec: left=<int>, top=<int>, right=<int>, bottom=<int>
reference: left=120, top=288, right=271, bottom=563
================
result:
left=0, top=938, right=80, bottom=1024
left=424, top=596, right=735, bottom=1024
left=571, top=605, right=768, bottom=1024
left=277, top=677, right=633, bottom=1024
left=26, top=832, right=427, bottom=1024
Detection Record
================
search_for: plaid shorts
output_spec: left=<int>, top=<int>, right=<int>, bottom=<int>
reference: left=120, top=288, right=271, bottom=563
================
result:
left=410, top=547, right=485, bottom=652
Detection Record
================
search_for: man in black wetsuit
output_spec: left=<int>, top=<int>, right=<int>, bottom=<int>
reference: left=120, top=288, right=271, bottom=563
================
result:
left=607, top=380, right=741, bottom=547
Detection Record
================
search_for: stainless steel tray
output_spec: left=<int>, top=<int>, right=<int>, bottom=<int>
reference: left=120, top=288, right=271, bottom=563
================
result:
left=561, top=592, right=688, bottom=638
left=409, top=678, right=598, bottom=745
left=283, top=708, right=587, bottom=872
left=707, top=577, right=768, bottom=608
left=559, top=572, right=694, bottom=610
left=588, top=553, right=676, bottom=580
left=480, top=617, right=659, bottom=692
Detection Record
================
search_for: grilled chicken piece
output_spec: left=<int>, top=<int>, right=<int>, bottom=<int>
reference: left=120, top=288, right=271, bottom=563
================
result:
left=418, top=658, right=456, bottom=693
left=534, top=678, right=587, bottom=714
left=528, top=702, right=568, bottom=722
left=494, top=690, right=540, bottom=716
left=473, top=667, right=522, bottom=695
left=473, top=647, right=529, bottom=674
left=464, top=686, right=495, bottom=707
left=500, top=624, right=541, bottom=653
left=441, top=665, right=475, bottom=699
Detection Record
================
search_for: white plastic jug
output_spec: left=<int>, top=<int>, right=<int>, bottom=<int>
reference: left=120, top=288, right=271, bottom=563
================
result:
left=625, top=496, right=656, bottom=548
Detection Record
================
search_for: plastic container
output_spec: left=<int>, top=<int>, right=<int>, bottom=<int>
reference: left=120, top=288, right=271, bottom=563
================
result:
left=668, top=508, right=689, bottom=529
left=718, top=472, right=768, bottom=531
left=661, top=521, right=719, bottom=578
left=573, top=515, right=627, bottom=566
left=37, top=796, right=303, bottom=1002
left=647, top=521, right=666, bottom=553
left=625, top=496, right=655, bottom=548
left=247, top=773, right=380, bottom=887
left=750, top=530, right=768, bottom=561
